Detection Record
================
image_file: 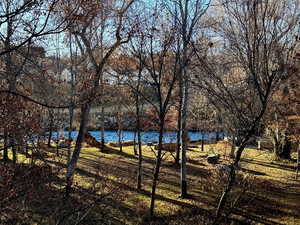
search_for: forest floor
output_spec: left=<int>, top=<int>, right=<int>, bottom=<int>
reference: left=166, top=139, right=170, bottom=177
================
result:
left=1, top=141, right=300, bottom=225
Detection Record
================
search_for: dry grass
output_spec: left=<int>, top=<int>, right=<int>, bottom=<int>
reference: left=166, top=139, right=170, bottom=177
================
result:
left=1, top=141, right=299, bottom=224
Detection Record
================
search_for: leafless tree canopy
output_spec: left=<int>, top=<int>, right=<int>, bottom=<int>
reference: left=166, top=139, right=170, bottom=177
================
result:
left=194, top=0, right=299, bottom=138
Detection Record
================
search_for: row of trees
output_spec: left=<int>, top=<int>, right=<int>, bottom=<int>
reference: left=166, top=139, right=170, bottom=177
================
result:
left=0, top=0, right=299, bottom=221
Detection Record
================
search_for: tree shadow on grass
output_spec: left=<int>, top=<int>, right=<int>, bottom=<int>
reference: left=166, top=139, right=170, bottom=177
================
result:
left=235, top=192, right=300, bottom=223
left=44, top=145, right=300, bottom=225
left=140, top=206, right=214, bottom=225
left=230, top=209, right=284, bottom=225
left=228, top=174, right=300, bottom=224
left=102, top=145, right=159, bottom=165
left=102, top=145, right=136, bottom=159
left=187, top=158, right=207, bottom=167
left=43, top=147, right=216, bottom=223
left=242, top=158, right=296, bottom=171
left=0, top=162, right=101, bottom=224
left=59, top=158, right=210, bottom=211
left=239, top=167, right=267, bottom=176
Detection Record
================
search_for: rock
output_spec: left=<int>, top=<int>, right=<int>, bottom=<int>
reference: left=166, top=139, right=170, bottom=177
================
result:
left=207, top=154, right=220, bottom=164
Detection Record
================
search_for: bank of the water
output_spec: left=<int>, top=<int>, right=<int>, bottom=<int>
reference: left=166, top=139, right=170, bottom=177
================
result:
left=54, top=130, right=226, bottom=143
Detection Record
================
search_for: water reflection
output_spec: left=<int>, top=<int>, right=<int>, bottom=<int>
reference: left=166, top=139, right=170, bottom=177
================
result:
left=52, top=130, right=226, bottom=143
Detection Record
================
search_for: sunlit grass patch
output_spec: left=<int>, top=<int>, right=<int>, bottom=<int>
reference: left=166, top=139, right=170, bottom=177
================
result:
left=6, top=149, right=32, bottom=164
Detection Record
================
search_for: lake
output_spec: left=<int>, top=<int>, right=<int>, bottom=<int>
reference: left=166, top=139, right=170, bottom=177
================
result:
left=54, top=130, right=226, bottom=143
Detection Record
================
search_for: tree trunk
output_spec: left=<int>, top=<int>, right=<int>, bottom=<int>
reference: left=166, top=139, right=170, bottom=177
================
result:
left=68, top=106, right=74, bottom=163
left=272, top=134, right=280, bottom=159
left=149, top=120, right=164, bottom=217
left=99, top=2, right=105, bottom=153
left=230, top=135, right=235, bottom=158
left=133, top=130, right=138, bottom=155
left=175, top=113, right=181, bottom=165
left=5, top=14, right=17, bottom=164
left=215, top=131, right=220, bottom=142
left=56, top=127, right=59, bottom=157
left=68, top=32, right=75, bottom=163
left=65, top=103, right=90, bottom=198
left=137, top=130, right=143, bottom=190
left=11, top=142, right=17, bottom=164
left=117, top=112, right=123, bottom=152
left=214, top=165, right=236, bottom=224
left=279, top=136, right=291, bottom=160
left=214, top=138, right=248, bottom=224
left=136, top=94, right=143, bottom=190
left=118, top=129, right=123, bottom=152
left=25, top=139, right=29, bottom=158
left=3, top=130, right=8, bottom=162
left=100, top=105, right=105, bottom=152
left=296, top=143, right=300, bottom=180
left=201, top=133, right=204, bottom=151
left=175, top=77, right=183, bottom=165
left=47, top=127, right=53, bottom=147
left=273, top=134, right=291, bottom=160
left=180, top=132, right=188, bottom=198
left=180, top=65, right=189, bottom=198
left=136, top=64, right=143, bottom=190
left=48, top=111, right=53, bottom=147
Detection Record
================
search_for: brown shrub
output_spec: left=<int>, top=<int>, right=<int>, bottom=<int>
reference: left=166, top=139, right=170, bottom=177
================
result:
left=215, top=140, right=233, bottom=151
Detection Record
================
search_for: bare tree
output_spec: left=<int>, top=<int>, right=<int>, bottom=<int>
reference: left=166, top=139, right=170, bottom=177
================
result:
left=129, top=2, right=179, bottom=216
left=0, top=0, right=67, bottom=57
left=126, top=41, right=147, bottom=190
left=66, top=32, right=78, bottom=162
left=192, top=0, right=300, bottom=221
left=62, top=0, right=136, bottom=197
left=0, top=0, right=73, bottom=162
left=134, top=64, right=144, bottom=190
left=163, top=0, right=211, bottom=197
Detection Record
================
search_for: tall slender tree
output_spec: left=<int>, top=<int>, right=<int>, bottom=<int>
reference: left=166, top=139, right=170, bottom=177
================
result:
left=61, top=0, right=136, bottom=197
left=166, top=0, right=210, bottom=198
left=129, top=2, right=179, bottom=216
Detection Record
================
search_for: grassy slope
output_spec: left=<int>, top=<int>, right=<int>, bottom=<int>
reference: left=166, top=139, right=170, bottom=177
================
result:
left=2, top=142, right=300, bottom=225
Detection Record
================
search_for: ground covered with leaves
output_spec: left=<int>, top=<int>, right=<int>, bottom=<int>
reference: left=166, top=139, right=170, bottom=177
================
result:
left=0, top=142, right=299, bottom=225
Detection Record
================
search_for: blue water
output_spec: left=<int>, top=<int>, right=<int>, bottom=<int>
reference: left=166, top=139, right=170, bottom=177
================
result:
left=54, top=130, right=225, bottom=143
